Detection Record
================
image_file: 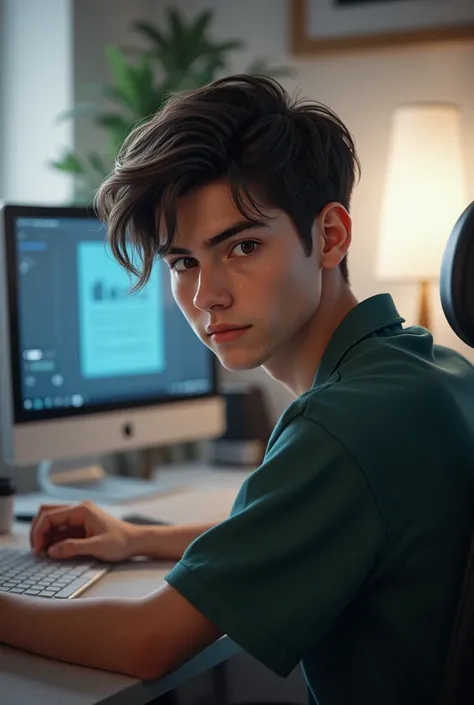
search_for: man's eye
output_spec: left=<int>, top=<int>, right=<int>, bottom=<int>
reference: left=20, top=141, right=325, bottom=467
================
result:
left=171, top=257, right=197, bottom=272
left=232, top=241, right=259, bottom=257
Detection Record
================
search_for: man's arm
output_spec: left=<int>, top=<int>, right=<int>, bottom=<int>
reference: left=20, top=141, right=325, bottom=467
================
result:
left=0, top=583, right=223, bottom=680
left=130, top=522, right=217, bottom=560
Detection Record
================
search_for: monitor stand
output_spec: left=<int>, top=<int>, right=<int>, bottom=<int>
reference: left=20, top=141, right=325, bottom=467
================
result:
left=37, top=457, right=178, bottom=504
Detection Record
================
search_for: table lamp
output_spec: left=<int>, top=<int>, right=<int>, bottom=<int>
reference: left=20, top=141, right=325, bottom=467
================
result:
left=375, top=103, right=468, bottom=330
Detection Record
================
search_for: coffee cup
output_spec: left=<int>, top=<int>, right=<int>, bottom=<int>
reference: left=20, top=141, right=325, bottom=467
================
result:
left=0, top=477, right=15, bottom=534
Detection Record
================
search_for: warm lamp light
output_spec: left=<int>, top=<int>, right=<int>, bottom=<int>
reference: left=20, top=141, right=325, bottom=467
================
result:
left=375, top=103, right=468, bottom=329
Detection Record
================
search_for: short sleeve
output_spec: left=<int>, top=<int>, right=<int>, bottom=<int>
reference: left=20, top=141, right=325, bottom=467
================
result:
left=165, top=414, right=386, bottom=677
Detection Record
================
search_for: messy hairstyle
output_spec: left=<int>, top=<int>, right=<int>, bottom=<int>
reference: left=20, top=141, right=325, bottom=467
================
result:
left=95, top=74, right=360, bottom=290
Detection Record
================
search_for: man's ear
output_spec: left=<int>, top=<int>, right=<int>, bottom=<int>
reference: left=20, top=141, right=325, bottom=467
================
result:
left=317, top=202, right=352, bottom=271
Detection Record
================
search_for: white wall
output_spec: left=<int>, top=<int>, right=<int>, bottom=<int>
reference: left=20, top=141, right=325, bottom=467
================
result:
left=0, top=0, right=76, bottom=487
left=0, top=0, right=74, bottom=203
left=72, top=0, right=158, bottom=163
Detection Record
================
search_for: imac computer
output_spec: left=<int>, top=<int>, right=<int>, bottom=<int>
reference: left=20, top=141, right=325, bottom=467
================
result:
left=0, top=203, right=225, bottom=502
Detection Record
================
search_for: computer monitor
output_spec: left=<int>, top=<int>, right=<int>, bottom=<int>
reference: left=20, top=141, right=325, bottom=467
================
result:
left=0, top=203, right=225, bottom=500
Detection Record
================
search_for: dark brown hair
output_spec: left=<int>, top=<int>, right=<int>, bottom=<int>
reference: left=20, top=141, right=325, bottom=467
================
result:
left=95, top=74, right=360, bottom=290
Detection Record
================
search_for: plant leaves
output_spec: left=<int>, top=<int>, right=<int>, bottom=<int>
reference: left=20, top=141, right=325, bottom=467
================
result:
left=50, top=10, right=293, bottom=204
left=136, top=9, right=236, bottom=78
left=50, top=152, right=86, bottom=175
left=213, top=39, right=245, bottom=54
left=167, top=7, right=186, bottom=45
left=190, top=9, right=214, bottom=42
left=95, top=112, right=131, bottom=133
left=131, top=55, right=163, bottom=117
left=133, top=20, right=173, bottom=71
left=105, top=44, right=147, bottom=114
left=182, top=56, right=227, bottom=89
left=132, top=21, right=168, bottom=50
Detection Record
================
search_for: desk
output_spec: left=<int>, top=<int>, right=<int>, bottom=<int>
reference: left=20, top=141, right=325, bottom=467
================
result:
left=1, top=463, right=250, bottom=705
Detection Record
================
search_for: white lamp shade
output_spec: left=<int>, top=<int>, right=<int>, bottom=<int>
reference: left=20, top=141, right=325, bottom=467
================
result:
left=375, top=103, right=468, bottom=282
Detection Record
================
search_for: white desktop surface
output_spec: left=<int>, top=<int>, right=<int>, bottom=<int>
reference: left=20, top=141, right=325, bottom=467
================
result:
left=1, top=463, right=250, bottom=705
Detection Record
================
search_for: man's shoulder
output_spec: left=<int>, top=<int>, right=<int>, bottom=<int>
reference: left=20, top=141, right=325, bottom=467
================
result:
left=265, top=397, right=329, bottom=455
left=265, top=329, right=474, bottom=477
left=292, top=332, right=474, bottom=479
left=305, top=329, right=474, bottom=419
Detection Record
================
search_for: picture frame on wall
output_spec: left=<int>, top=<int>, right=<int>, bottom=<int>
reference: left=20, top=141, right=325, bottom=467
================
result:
left=290, top=0, right=474, bottom=54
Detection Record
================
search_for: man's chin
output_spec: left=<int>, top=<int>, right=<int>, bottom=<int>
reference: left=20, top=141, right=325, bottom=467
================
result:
left=216, top=349, right=270, bottom=372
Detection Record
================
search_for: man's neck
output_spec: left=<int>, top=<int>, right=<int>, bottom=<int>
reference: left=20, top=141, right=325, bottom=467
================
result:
left=263, top=273, right=358, bottom=397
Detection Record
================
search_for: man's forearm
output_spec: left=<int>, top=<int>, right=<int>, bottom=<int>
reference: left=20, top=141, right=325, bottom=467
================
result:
left=0, top=591, right=151, bottom=678
left=130, top=522, right=216, bottom=560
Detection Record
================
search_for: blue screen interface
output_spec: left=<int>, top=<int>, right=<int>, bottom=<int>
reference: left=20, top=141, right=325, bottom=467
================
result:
left=12, top=215, right=213, bottom=415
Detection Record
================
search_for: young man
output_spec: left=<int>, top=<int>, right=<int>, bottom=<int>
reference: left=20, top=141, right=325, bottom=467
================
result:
left=2, top=74, right=474, bottom=705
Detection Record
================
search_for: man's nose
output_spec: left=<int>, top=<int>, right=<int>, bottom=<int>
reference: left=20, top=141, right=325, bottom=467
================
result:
left=193, top=266, right=232, bottom=312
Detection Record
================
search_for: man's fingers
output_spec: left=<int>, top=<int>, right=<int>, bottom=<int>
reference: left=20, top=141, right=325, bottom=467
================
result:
left=46, top=525, right=87, bottom=549
left=32, top=504, right=89, bottom=554
left=29, top=504, right=67, bottom=547
left=48, top=536, right=99, bottom=559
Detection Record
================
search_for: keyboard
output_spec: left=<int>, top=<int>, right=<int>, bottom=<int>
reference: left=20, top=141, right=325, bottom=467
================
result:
left=0, top=548, right=110, bottom=599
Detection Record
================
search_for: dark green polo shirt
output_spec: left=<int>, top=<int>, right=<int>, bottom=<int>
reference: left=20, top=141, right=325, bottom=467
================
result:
left=165, top=293, right=474, bottom=705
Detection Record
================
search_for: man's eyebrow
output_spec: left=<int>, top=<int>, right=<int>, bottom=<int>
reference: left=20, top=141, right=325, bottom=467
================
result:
left=166, top=220, right=268, bottom=256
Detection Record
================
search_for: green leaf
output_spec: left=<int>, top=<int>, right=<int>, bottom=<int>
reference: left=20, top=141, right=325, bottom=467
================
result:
left=133, top=21, right=172, bottom=71
left=104, top=45, right=146, bottom=114
left=133, top=10, right=241, bottom=80
left=94, top=114, right=135, bottom=157
left=92, top=84, right=136, bottom=114
left=95, top=113, right=131, bottom=134
left=190, top=9, right=214, bottom=42
left=50, top=152, right=86, bottom=175
left=130, top=55, right=161, bottom=117
left=167, top=7, right=187, bottom=44
left=183, top=56, right=226, bottom=88
left=213, top=39, right=245, bottom=54
left=133, top=20, right=168, bottom=51
left=104, top=50, right=161, bottom=118
left=165, top=8, right=215, bottom=75
left=87, top=152, right=110, bottom=177
left=84, top=82, right=128, bottom=108
left=55, top=102, right=98, bottom=123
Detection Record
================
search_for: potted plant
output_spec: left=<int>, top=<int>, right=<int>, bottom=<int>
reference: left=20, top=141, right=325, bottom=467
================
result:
left=51, top=7, right=292, bottom=203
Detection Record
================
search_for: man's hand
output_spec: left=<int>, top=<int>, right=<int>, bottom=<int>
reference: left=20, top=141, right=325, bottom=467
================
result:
left=30, top=501, right=139, bottom=562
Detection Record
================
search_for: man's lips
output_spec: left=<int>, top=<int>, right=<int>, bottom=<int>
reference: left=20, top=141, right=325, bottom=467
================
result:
left=206, top=325, right=252, bottom=344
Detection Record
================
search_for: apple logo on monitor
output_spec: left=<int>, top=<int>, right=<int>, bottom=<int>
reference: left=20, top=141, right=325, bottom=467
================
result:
left=122, top=422, right=135, bottom=438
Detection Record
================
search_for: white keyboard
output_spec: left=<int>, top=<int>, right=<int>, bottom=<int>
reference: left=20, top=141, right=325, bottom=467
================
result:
left=0, top=548, right=109, bottom=599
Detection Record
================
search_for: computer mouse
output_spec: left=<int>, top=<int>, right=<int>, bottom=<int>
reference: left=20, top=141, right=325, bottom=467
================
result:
left=121, top=513, right=172, bottom=526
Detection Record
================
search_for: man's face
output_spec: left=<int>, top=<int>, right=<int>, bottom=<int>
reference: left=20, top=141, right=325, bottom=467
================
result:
left=162, top=179, right=323, bottom=371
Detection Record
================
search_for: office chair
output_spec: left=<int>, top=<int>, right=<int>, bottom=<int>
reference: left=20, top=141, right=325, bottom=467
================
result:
left=438, top=199, right=474, bottom=705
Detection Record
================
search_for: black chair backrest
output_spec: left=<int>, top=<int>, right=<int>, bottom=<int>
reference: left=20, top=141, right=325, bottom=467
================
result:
left=440, top=201, right=474, bottom=347
left=439, top=200, right=474, bottom=705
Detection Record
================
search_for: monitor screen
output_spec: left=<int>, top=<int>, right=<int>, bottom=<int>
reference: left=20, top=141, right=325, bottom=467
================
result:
left=4, top=206, right=217, bottom=424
